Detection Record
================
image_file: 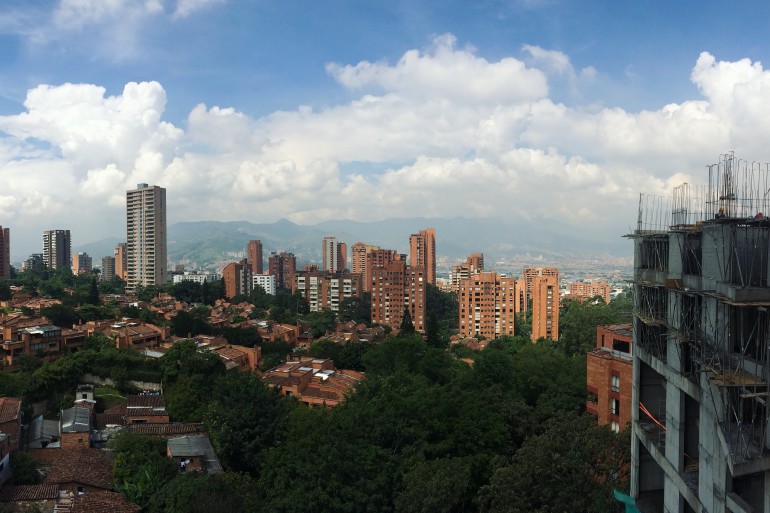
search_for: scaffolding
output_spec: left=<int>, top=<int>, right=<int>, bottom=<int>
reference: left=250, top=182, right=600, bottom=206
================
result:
left=634, top=152, right=770, bottom=466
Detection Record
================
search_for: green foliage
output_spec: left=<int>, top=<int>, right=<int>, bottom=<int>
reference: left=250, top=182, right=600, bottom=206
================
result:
left=395, top=457, right=472, bottom=513
left=112, top=432, right=178, bottom=508
left=426, top=284, right=459, bottom=336
left=10, top=450, right=42, bottom=485
left=399, top=308, right=415, bottom=335
left=161, top=340, right=227, bottom=421
left=558, top=297, right=628, bottom=355
left=40, top=303, right=78, bottom=328
left=86, top=275, right=100, bottom=305
left=148, top=472, right=261, bottom=513
left=338, top=292, right=371, bottom=325
left=478, top=415, right=630, bottom=513
left=170, top=309, right=211, bottom=337
left=206, top=372, right=294, bottom=476
left=171, top=280, right=204, bottom=304
left=0, top=279, right=11, bottom=301
left=304, top=309, right=337, bottom=338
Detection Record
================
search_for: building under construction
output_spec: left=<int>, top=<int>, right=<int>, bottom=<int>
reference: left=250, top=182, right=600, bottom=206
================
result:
left=630, top=153, right=770, bottom=513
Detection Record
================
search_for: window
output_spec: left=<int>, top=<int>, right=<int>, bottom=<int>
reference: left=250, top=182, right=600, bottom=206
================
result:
left=611, top=375, right=620, bottom=392
left=611, top=421, right=620, bottom=433
left=611, top=398, right=620, bottom=416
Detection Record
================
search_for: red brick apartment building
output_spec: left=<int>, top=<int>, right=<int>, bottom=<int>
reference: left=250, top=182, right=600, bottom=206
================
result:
left=409, top=228, right=436, bottom=285
left=586, top=323, right=633, bottom=432
left=458, top=272, right=516, bottom=339
left=370, top=260, right=426, bottom=332
left=568, top=280, right=611, bottom=303
left=268, top=251, right=297, bottom=290
left=530, top=274, right=559, bottom=341
left=247, top=239, right=263, bottom=274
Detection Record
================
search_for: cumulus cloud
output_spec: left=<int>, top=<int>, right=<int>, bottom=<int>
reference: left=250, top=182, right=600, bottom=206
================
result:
left=3, top=37, right=770, bottom=258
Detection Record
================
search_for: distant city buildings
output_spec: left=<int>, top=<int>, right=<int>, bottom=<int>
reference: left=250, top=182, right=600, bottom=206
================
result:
left=101, top=256, right=116, bottom=281
left=322, top=236, right=347, bottom=273
left=293, top=271, right=362, bottom=312
left=43, top=229, right=71, bottom=271
left=409, top=228, right=436, bottom=285
left=23, top=254, right=44, bottom=272
left=247, top=240, right=263, bottom=275
left=114, top=243, right=127, bottom=281
left=450, top=252, right=484, bottom=291
left=126, top=183, right=167, bottom=291
left=253, top=274, right=276, bottom=295
left=268, top=251, right=297, bottom=290
left=568, top=280, right=611, bottom=303
left=0, top=227, right=9, bottom=279
left=172, top=271, right=220, bottom=285
left=458, top=271, right=516, bottom=339
left=71, top=252, right=92, bottom=275
left=222, top=260, right=252, bottom=299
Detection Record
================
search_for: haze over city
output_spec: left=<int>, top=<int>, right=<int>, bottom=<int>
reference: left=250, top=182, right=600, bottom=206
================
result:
left=2, top=1, right=770, bottom=259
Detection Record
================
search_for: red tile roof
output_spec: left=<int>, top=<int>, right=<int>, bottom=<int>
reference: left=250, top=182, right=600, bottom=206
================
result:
left=43, top=448, right=113, bottom=490
left=0, top=484, right=59, bottom=501
left=126, top=423, right=205, bottom=437
left=71, top=490, right=141, bottom=513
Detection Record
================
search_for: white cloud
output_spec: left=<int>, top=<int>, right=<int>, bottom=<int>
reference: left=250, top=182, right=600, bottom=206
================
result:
left=4, top=39, right=770, bottom=258
left=172, top=0, right=227, bottom=19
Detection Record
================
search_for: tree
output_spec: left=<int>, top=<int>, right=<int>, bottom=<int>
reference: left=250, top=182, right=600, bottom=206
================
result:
left=395, top=457, right=472, bottom=513
left=10, top=451, right=41, bottom=485
left=304, top=309, right=337, bottom=339
left=558, top=297, right=625, bottom=355
left=149, top=472, right=261, bottom=513
left=86, top=275, right=100, bottom=305
left=0, top=280, right=11, bottom=301
left=172, top=280, right=203, bottom=304
left=40, top=303, right=78, bottom=328
left=400, top=308, right=415, bottom=335
left=111, top=432, right=178, bottom=509
left=338, top=293, right=371, bottom=325
left=478, top=415, right=630, bottom=513
left=424, top=312, right=444, bottom=348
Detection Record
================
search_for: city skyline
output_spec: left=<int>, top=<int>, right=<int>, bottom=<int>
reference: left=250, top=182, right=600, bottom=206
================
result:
left=3, top=2, right=770, bottom=260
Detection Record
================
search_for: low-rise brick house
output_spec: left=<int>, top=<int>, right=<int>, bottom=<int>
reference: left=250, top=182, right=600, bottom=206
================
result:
left=59, top=406, right=92, bottom=449
left=42, top=447, right=114, bottom=495
left=586, top=323, right=633, bottom=432
left=71, top=490, right=141, bottom=513
left=262, top=357, right=364, bottom=407
left=0, top=397, right=22, bottom=449
left=0, top=484, right=60, bottom=511
left=125, top=394, right=170, bottom=424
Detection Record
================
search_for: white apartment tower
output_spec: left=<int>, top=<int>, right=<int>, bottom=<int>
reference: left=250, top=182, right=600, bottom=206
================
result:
left=126, top=183, right=167, bottom=292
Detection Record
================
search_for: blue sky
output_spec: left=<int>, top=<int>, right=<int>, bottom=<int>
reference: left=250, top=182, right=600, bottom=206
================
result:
left=2, top=0, right=770, bottom=259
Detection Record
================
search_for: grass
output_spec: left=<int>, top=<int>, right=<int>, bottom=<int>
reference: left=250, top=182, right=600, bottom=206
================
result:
left=94, top=386, right=127, bottom=410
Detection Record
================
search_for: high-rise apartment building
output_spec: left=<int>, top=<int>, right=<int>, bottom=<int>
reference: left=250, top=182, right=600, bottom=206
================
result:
left=522, top=267, right=559, bottom=309
left=253, top=274, right=276, bottom=295
left=322, top=236, right=347, bottom=273
left=450, top=253, right=485, bottom=292
left=72, top=252, right=92, bottom=274
left=23, top=254, right=44, bottom=272
left=530, top=274, right=559, bottom=341
left=0, top=226, right=9, bottom=279
left=458, top=272, right=516, bottom=339
left=126, top=183, right=167, bottom=292
left=351, top=243, right=380, bottom=278
left=223, top=259, right=252, bottom=299
left=294, top=271, right=362, bottom=312
left=43, top=230, right=71, bottom=271
left=114, top=243, right=127, bottom=281
left=409, top=228, right=436, bottom=285
left=370, top=260, right=426, bottom=332
left=247, top=240, right=263, bottom=274
left=101, top=256, right=116, bottom=281
left=364, top=249, right=400, bottom=293
left=628, top=155, right=770, bottom=513
left=268, top=251, right=297, bottom=290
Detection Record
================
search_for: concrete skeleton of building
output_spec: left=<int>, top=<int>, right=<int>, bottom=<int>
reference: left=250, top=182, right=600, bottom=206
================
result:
left=0, top=227, right=9, bottom=279
left=629, top=153, right=770, bottom=513
left=126, top=183, right=167, bottom=292
left=458, top=271, right=516, bottom=339
left=43, top=229, right=71, bottom=271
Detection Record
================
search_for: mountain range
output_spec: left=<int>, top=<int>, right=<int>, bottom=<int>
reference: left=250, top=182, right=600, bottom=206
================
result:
left=74, top=217, right=629, bottom=269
